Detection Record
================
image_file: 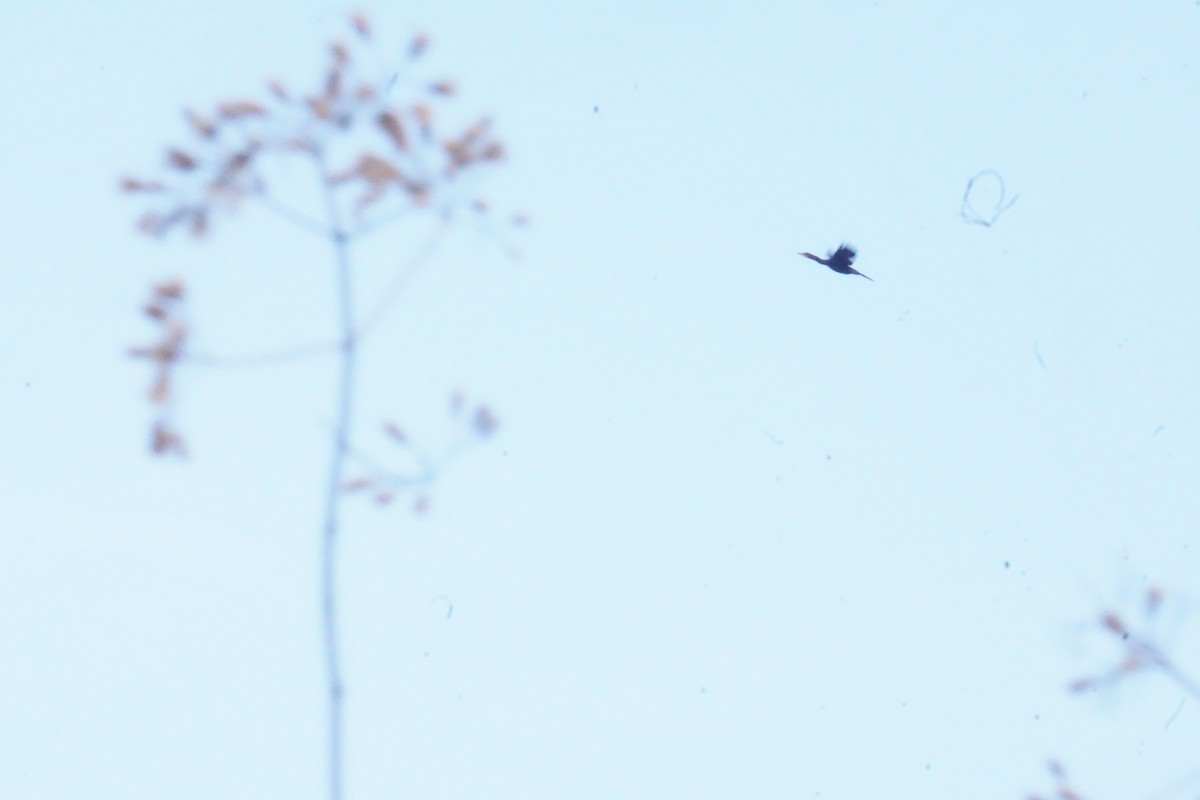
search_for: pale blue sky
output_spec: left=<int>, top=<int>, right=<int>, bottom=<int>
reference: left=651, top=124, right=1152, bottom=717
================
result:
left=3, top=1, right=1200, bottom=798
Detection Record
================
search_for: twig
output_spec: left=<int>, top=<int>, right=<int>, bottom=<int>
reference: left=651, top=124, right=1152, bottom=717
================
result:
left=252, top=188, right=334, bottom=239
left=1139, top=641, right=1200, bottom=703
left=314, top=145, right=354, bottom=800
left=356, top=217, right=452, bottom=340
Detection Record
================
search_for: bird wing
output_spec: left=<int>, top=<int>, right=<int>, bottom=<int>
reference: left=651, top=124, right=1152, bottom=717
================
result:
left=832, top=244, right=857, bottom=265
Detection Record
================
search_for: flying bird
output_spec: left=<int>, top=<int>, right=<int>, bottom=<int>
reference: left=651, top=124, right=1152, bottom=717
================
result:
left=798, top=244, right=872, bottom=281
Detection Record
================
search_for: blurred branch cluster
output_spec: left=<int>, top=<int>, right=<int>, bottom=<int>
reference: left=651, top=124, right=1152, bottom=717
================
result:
left=120, top=13, right=517, bottom=241
left=1068, top=586, right=1198, bottom=700
left=127, top=280, right=189, bottom=456
left=123, top=14, right=522, bottom=462
left=342, top=391, right=499, bottom=512
left=1027, top=584, right=1198, bottom=799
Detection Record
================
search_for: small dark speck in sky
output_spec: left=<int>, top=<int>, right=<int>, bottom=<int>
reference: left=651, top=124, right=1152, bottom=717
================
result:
left=1004, top=561, right=1010, bottom=569
left=825, top=454, right=832, bottom=460
left=1153, top=425, right=1164, bottom=436
left=593, top=105, right=598, bottom=113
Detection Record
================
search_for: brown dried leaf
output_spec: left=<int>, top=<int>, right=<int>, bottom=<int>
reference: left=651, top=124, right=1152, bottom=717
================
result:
left=359, top=154, right=401, bottom=184
left=308, top=97, right=334, bottom=120
left=1118, top=656, right=1144, bottom=674
left=350, top=12, right=371, bottom=39
left=374, top=490, right=395, bottom=505
left=443, top=139, right=466, bottom=168
left=167, top=148, right=199, bottom=171
left=429, top=81, right=456, bottom=97
left=378, top=111, right=408, bottom=151
left=325, top=68, right=343, bottom=100
left=1146, top=586, right=1163, bottom=615
left=353, top=186, right=384, bottom=215
left=330, top=41, right=350, bottom=67
left=189, top=208, right=208, bottom=238
left=382, top=421, right=408, bottom=443
left=218, top=100, right=268, bottom=119
left=343, top=477, right=373, bottom=492
left=412, top=103, right=433, bottom=138
left=150, top=376, right=171, bottom=404
left=154, top=280, right=185, bottom=299
left=143, top=304, right=167, bottom=321
left=137, top=212, right=163, bottom=236
left=463, top=117, right=493, bottom=143
left=120, top=177, right=166, bottom=192
left=472, top=406, right=498, bottom=438
left=151, top=423, right=187, bottom=456
left=268, top=79, right=290, bottom=101
left=511, top=212, right=530, bottom=226
left=409, top=33, right=430, bottom=59
left=355, top=83, right=375, bottom=101
left=1101, top=613, right=1127, bottom=638
left=184, top=109, right=218, bottom=138
left=407, top=183, right=431, bottom=206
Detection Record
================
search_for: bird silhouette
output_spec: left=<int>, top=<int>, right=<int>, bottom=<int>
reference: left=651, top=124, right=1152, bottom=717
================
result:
left=798, top=244, right=872, bottom=281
